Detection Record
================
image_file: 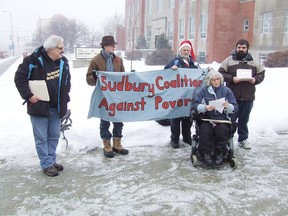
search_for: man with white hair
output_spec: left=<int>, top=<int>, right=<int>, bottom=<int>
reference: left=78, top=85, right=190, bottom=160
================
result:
left=15, top=35, right=71, bottom=177
left=164, top=40, right=198, bottom=148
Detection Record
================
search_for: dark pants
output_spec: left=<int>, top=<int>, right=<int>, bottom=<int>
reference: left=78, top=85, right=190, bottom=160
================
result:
left=235, top=100, right=253, bottom=142
left=100, top=119, right=123, bottom=140
left=199, top=121, right=229, bottom=155
left=170, top=117, right=192, bottom=144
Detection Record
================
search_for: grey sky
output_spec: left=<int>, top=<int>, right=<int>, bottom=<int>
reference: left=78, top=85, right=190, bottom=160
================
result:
left=0, top=0, right=125, bottom=50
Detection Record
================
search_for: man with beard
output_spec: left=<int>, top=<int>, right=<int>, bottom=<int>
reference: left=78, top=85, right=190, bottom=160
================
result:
left=218, top=39, right=265, bottom=149
left=164, top=40, right=198, bottom=148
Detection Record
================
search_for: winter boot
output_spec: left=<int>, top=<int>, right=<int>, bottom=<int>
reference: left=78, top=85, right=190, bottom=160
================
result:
left=203, top=154, right=213, bottom=165
left=103, top=139, right=114, bottom=158
left=112, top=137, right=129, bottom=155
left=215, top=153, right=223, bottom=166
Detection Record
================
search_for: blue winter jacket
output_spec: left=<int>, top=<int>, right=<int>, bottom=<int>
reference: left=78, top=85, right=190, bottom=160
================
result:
left=191, top=85, right=238, bottom=121
left=14, top=46, right=71, bottom=118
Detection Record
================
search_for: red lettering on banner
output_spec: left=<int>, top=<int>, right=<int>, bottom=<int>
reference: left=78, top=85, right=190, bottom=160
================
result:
left=155, top=75, right=203, bottom=90
left=98, top=97, right=147, bottom=116
left=100, top=75, right=155, bottom=96
left=155, top=96, right=192, bottom=110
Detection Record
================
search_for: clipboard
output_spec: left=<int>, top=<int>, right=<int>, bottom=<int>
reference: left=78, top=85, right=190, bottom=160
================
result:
left=201, top=118, right=231, bottom=124
left=236, top=69, right=253, bottom=81
left=28, top=80, right=50, bottom=101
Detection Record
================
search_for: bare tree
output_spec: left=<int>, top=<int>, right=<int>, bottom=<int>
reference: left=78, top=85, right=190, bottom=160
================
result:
left=32, top=14, right=102, bottom=52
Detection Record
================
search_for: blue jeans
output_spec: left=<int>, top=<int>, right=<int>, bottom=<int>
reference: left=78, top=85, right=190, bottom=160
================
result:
left=235, top=100, right=253, bottom=142
left=30, top=108, right=61, bottom=169
left=100, top=119, right=123, bottom=140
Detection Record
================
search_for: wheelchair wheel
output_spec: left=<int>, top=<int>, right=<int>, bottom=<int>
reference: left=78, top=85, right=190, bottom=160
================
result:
left=230, top=157, right=238, bottom=169
left=191, top=154, right=198, bottom=167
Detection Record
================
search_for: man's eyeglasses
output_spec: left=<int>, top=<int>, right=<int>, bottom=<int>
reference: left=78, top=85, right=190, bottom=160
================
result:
left=56, top=46, right=64, bottom=50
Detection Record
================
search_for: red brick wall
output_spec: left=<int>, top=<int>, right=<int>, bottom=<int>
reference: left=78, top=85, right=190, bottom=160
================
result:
left=206, top=0, right=255, bottom=63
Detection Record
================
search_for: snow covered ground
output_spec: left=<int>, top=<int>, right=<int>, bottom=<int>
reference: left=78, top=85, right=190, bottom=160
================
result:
left=0, top=57, right=287, bottom=215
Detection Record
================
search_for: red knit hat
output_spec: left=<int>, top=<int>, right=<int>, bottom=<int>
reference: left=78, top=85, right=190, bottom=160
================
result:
left=179, top=40, right=196, bottom=61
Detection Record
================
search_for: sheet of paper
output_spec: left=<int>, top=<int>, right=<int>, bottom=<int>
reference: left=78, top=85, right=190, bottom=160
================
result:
left=209, top=97, right=225, bottom=113
left=28, top=80, right=50, bottom=101
left=202, top=118, right=231, bottom=124
left=236, top=69, right=252, bottom=79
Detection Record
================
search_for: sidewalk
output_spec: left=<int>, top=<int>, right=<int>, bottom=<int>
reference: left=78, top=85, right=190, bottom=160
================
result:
left=1, top=135, right=288, bottom=216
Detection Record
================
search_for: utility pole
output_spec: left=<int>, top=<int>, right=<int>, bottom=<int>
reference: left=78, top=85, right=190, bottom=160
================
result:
left=2, top=10, right=14, bottom=56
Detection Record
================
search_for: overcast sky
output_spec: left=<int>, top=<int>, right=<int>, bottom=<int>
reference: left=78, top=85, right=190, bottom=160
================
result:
left=0, top=0, right=125, bottom=50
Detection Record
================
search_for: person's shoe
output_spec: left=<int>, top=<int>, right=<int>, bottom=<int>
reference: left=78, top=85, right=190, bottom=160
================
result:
left=171, top=140, right=179, bottom=148
left=203, top=154, right=213, bottom=165
left=215, top=153, right=223, bottom=165
left=43, top=166, right=59, bottom=177
left=238, top=139, right=251, bottom=149
left=103, top=139, right=115, bottom=158
left=112, top=137, right=129, bottom=155
left=53, top=163, right=64, bottom=171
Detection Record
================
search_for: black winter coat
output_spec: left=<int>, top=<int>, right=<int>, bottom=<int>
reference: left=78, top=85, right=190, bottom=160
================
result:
left=14, top=46, right=71, bottom=118
left=164, top=55, right=198, bottom=69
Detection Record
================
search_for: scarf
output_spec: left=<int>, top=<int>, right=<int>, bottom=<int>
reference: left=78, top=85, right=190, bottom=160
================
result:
left=101, top=50, right=114, bottom=72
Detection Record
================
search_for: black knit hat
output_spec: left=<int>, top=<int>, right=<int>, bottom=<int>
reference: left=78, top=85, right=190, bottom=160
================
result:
left=100, top=35, right=117, bottom=46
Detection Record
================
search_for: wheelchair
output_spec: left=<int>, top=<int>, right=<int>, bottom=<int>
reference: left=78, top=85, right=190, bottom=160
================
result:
left=190, top=112, right=238, bottom=169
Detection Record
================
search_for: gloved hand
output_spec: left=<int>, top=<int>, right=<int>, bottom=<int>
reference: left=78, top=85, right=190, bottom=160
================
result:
left=86, top=74, right=96, bottom=86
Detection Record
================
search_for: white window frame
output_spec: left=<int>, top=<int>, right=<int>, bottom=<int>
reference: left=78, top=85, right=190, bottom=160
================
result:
left=168, top=22, right=174, bottom=40
left=189, top=16, right=195, bottom=38
left=200, top=15, right=207, bottom=38
left=157, top=0, right=162, bottom=13
left=285, top=10, right=288, bottom=33
left=261, top=12, right=272, bottom=33
left=168, top=0, right=175, bottom=9
left=179, top=19, right=185, bottom=39
left=243, top=19, right=249, bottom=32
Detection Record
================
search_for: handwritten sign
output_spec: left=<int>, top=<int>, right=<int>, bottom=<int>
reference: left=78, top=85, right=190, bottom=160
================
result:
left=88, top=68, right=207, bottom=122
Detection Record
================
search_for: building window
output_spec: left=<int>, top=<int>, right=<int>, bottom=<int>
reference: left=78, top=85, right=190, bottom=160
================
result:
left=135, top=0, right=139, bottom=11
left=168, top=22, right=174, bottom=40
left=147, top=0, right=152, bottom=15
left=285, top=11, right=288, bottom=33
left=243, top=19, right=249, bottom=31
left=200, top=15, right=207, bottom=38
left=261, top=12, right=272, bottom=33
left=189, top=16, right=195, bottom=38
left=157, top=0, right=162, bottom=13
left=169, top=0, right=175, bottom=8
left=179, top=19, right=184, bottom=39
left=198, top=51, right=206, bottom=63
left=259, top=53, right=268, bottom=64
left=127, top=29, right=130, bottom=42
left=146, top=26, right=151, bottom=44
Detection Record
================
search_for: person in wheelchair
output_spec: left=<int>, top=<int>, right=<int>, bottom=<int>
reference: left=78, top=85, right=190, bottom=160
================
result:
left=191, top=70, right=238, bottom=165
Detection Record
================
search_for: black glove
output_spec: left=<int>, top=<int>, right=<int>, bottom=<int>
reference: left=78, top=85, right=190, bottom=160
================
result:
left=86, top=74, right=96, bottom=86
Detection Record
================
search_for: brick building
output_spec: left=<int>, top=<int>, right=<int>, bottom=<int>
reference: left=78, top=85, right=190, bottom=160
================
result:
left=125, top=0, right=288, bottom=63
